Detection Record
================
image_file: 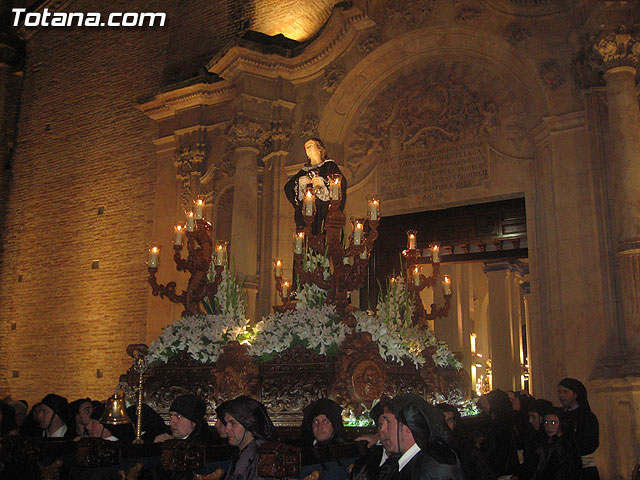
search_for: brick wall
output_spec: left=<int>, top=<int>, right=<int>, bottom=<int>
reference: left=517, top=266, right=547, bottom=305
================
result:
left=0, top=0, right=252, bottom=406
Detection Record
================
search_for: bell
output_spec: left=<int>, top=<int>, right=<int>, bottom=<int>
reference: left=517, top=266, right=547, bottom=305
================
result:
left=100, top=392, right=132, bottom=425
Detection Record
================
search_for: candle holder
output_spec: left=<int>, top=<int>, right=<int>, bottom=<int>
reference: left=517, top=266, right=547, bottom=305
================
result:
left=291, top=197, right=380, bottom=320
left=148, top=219, right=225, bottom=317
left=403, top=247, right=452, bottom=328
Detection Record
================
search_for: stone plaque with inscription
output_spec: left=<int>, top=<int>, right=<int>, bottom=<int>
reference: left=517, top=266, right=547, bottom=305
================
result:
left=377, top=138, right=489, bottom=203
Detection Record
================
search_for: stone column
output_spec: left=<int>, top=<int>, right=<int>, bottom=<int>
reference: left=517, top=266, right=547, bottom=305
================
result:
left=483, top=261, right=525, bottom=391
left=231, top=146, right=259, bottom=321
left=225, top=114, right=268, bottom=322
left=587, top=27, right=640, bottom=479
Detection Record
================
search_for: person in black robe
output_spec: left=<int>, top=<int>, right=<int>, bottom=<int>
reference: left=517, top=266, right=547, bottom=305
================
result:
left=349, top=398, right=398, bottom=480
left=284, top=138, right=347, bottom=234
left=222, top=396, right=277, bottom=480
left=436, top=403, right=496, bottom=480
left=517, top=398, right=553, bottom=480
left=34, top=393, right=75, bottom=440
left=557, top=377, right=599, bottom=480
left=477, top=389, right=519, bottom=477
left=126, top=403, right=171, bottom=444
left=391, top=393, right=464, bottom=480
left=533, top=407, right=582, bottom=480
left=300, top=398, right=347, bottom=447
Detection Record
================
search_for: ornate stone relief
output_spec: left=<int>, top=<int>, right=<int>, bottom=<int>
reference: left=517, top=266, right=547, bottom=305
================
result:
left=263, top=120, right=293, bottom=155
left=538, top=59, right=566, bottom=90
left=591, top=26, right=640, bottom=71
left=384, top=0, right=436, bottom=29
left=300, top=113, right=319, bottom=139
left=575, top=26, right=640, bottom=89
left=504, top=22, right=531, bottom=45
left=322, top=64, right=346, bottom=94
left=357, top=33, right=382, bottom=57
left=456, top=4, right=483, bottom=23
left=174, top=129, right=208, bottom=210
left=346, top=62, right=528, bottom=180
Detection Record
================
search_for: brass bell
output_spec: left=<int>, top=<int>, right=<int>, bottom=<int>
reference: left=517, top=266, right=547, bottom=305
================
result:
left=100, top=392, right=132, bottom=425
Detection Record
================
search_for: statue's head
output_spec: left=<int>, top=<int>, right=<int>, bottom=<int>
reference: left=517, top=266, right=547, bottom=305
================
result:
left=304, top=138, right=327, bottom=166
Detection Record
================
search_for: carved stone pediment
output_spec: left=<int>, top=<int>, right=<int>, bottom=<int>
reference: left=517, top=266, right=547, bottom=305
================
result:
left=384, top=0, right=436, bottom=29
left=346, top=62, right=529, bottom=182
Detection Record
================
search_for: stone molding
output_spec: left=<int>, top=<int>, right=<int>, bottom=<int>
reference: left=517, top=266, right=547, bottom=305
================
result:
left=206, top=6, right=375, bottom=83
left=136, top=82, right=236, bottom=121
left=483, top=259, right=529, bottom=276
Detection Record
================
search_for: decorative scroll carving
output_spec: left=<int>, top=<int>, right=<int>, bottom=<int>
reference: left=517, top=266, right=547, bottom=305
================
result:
left=215, top=341, right=258, bottom=403
left=456, top=5, right=483, bottom=23
left=538, top=59, right=566, bottom=90
left=161, top=439, right=207, bottom=471
left=300, top=113, right=319, bottom=139
left=259, top=346, right=334, bottom=425
left=322, top=64, right=346, bottom=94
left=504, top=22, right=530, bottom=45
left=332, top=332, right=387, bottom=417
left=384, top=0, right=436, bottom=28
left=174, top=128, right=209, bottom=210
left=357, top=33, right=381, bottom=56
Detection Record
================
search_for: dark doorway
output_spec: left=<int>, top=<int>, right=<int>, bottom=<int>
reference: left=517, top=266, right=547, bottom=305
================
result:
left=360, top=197, right=527, bottom=310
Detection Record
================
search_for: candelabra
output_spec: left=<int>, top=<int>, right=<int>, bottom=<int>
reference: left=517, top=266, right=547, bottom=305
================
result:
left=403, top=234, right=452, bottom=328
left=147, top=216, right=226, bottom=317
left=274, top=177, right=379, bottom=318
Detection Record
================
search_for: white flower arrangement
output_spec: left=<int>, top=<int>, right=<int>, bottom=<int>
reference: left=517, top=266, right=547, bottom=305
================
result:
left=146, top=264, right=253, bottom=365
left=353, top=276, right=462, bottom=370
left=250, top=303, right=349, bottom=360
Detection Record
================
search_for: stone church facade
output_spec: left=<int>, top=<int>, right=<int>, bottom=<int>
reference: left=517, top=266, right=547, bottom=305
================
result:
left=1, top=0, right=639, bottom=476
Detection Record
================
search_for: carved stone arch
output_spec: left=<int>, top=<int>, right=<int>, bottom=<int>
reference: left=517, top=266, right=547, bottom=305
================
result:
left=319, top=27, right=552, bottom=147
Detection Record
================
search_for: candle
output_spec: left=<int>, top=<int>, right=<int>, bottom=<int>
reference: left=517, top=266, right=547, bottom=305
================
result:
left=303, top=189, right=314, bottom=217
left=214, top=242, right=227, bottom=266
left=329, top=174, right=342, bottom=201
left=353, top=220, right=363, bottom=245
left=368, top=196, right=379, bottom=221
left=148, top=246, right=159, bottom=268
left=343, top=256, right=351, bottom=265
left=432, top=245, right=440, bottom=263
left=443, top=275, right=452, bottom=295
left=186, top=211, right=195, bottom=232
left=274, top=259, right=283, bottom=278
left=294, top=232, right=304, bottom=255
left=406, top=231, right=417, bottom=250
left=174, top=225, right=184, bottom=246
left=194, top=198, right=204, bottom=219
left=413, top=267, right=421, bottom=286
left=281, top=280, right=290, bottom=300
left=360, top=248, right=368, bottom=260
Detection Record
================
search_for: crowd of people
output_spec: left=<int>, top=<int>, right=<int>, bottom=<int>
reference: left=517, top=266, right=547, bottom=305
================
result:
left=0, top=377, right=599, bottom=479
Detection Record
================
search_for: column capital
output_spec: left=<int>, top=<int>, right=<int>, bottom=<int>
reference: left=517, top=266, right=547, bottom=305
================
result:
left=224, top=113, right=270, bottom=151
left=576, top=26, right=640, bottom=89
left=592, top=26, right=639, bottom=73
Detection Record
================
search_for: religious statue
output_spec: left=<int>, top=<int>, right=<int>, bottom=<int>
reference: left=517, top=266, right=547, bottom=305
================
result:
left=284, top=138, right=347, bottom=234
